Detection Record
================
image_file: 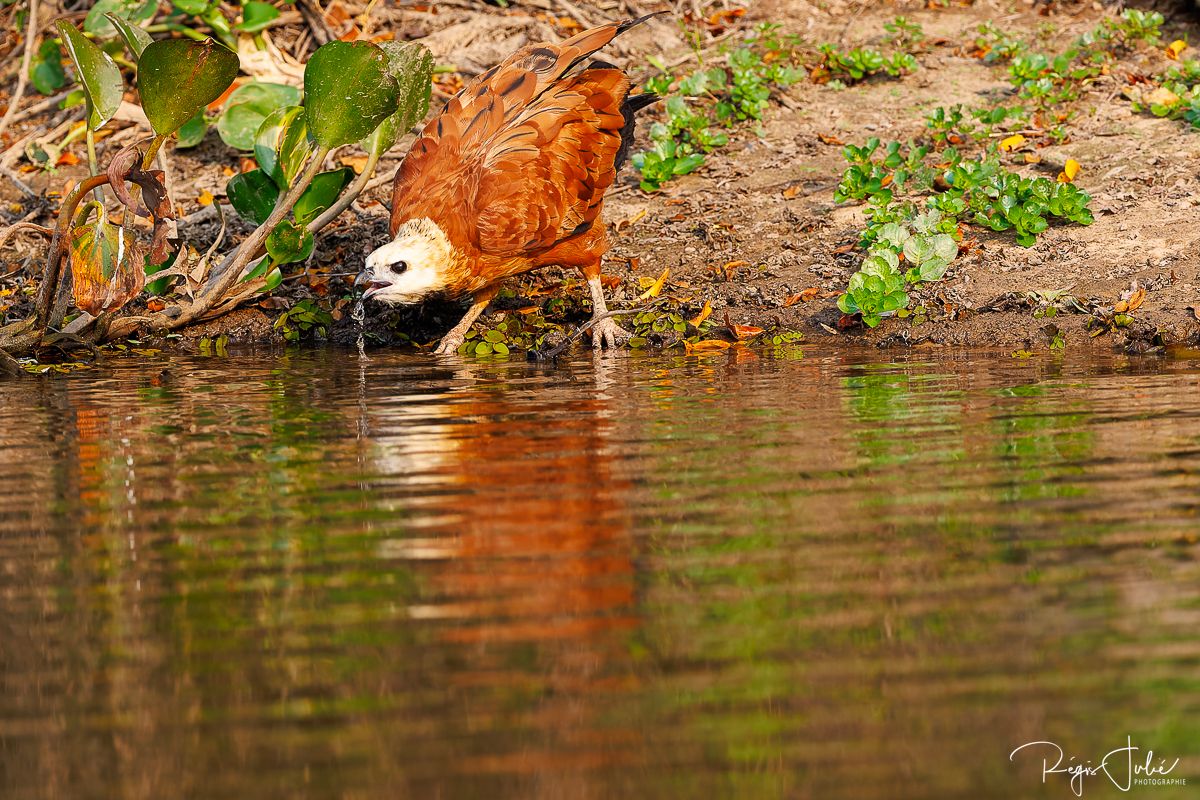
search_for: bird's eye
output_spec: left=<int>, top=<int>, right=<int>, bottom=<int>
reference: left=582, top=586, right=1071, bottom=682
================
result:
left=391, top=260, right=408, bottom=275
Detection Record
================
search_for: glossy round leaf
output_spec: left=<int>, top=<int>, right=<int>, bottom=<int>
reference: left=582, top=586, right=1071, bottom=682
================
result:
left=138, top=39, right=239, bottom=138
left=235, top=1, right=281, bottom=33
left=173, top=0, right=212, bottom=15
left=254, top=105, right=308, bottom=187
left=363, top=41, right=433, bottom=156
left=226, top=169, right=279, bottom=225
left=217, top=82, right=302, bottom=151
left=304, top=41, right=400, bottom=149
left=266, top=219, right=314, bottom=265
left=104, top=13, right=155, bottom=59
left=30, top=40, right=67, bottom=96
left=84, top=0, right=157, bottom=36
left=57, top=21, right=124, bottom=131
left=293, top=168, right=354, bottom=226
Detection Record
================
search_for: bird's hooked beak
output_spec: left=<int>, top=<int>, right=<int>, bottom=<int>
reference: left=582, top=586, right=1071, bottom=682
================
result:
left=354, top=269, right=392, bottom=300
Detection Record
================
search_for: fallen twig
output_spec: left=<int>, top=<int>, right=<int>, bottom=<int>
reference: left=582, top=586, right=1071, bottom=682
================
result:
left=0, top=345, right=24, bottom=377
left=0, top=0, right=38, bottom=144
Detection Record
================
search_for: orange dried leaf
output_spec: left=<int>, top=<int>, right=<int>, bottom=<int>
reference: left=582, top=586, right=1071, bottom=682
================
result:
left=817, top=133, right=844, bottom=145
left=197, top=189, right=214, bottom=206
left=784, top=287, right=821, bottom=306
left=685, top=339, right=732, bottom=354
left=689, top=300, right=713, bottom=327
left=340, top=154, right=370, bottom=174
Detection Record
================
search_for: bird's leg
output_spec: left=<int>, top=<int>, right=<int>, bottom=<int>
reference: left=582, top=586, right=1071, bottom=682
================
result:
left=434, top=291, right=493, bottom=355
left=586, top=274, right=629, bottom=350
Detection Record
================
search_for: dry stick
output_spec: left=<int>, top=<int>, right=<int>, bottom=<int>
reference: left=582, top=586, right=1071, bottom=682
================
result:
left=8, top=89, right=72, bottom=124
left=0, top=344, right=23, bottom=376
left=0, top=0, right=38, bottom=145
left=0, top=220, right=53, bottom=250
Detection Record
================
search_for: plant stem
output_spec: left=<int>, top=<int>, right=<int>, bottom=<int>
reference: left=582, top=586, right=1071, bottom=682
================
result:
left=142, top=134, right=167, bottom=170
left=159, top=146, right=331, bottom=328
left=306, top=148, right=381, bottom=233
left=85, top=125, right=104, bottom=203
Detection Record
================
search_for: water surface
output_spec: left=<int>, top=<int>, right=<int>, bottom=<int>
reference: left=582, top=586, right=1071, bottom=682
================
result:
left=1, top=347, right=1197, bottom=798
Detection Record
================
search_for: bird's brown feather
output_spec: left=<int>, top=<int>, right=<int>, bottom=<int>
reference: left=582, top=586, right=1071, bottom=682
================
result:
left=388, top=18, right=650, bottom=297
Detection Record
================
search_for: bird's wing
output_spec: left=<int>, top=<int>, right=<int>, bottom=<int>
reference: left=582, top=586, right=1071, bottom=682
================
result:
left=472, top=68, right=629, bottom=255
left=389, top=17, right=650, bottom=242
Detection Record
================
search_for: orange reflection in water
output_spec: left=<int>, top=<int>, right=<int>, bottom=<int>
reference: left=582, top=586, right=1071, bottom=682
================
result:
left=364, top=359, right=644, bottom=789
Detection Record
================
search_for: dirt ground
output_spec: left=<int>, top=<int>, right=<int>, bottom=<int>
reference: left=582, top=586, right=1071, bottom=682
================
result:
left=4, top=0, right=1200, bottom=354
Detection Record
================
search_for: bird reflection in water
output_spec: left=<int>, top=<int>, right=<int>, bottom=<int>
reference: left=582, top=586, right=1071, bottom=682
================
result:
left=361, top=355, right=645, bottom=793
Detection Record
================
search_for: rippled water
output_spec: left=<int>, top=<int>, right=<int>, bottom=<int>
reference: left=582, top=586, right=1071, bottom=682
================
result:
left=1, top=347, right=1198, bottom=799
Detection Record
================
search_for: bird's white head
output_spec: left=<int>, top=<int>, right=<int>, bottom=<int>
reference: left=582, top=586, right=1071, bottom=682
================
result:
left=358, top=217, right=457, bottom=304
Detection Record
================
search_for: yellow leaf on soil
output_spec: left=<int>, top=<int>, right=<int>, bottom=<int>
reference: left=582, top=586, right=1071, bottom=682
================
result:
left=197, top=189, right=214, bottom=206
left=999, top=134, right=1026, bottom=152
left=1146, top=86, right=1180, bottom=107
left=1057, top=158, right=1081, bottom=183
left=1166, top=40, right=1187, bottom=60
left=638, top=267, right=669, bottom=299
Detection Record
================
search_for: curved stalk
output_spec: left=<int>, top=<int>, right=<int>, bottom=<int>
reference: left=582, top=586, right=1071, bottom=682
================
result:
left=35, top=173, right=110, bottom=327
left=306, top=148, right=382, bottom=233
left=155, top=146, right=331, bottom=329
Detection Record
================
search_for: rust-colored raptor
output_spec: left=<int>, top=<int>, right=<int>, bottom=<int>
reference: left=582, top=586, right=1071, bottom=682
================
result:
left=357, top=15, right=659, bottom=353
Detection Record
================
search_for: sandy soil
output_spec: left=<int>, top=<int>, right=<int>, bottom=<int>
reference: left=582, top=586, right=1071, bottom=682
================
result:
left=4, top=0, right=1200, bottom=354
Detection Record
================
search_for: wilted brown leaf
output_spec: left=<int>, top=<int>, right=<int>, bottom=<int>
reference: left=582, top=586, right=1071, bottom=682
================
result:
left=70, top=215, right=146, bottom=315
left=784, top=287, right=821, bottom=306
left=689, top=300, right=713, bottom=327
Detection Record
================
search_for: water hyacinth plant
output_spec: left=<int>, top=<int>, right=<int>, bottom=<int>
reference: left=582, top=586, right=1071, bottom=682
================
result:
left=0, top=17, right=433, bottom=356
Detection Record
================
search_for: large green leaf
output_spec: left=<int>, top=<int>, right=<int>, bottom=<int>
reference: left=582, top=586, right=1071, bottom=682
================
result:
left=83, top=0, right=157, bottom=36
left=294, top=168, right=354, bottom=225
left=304, top=41, right=400, bottom=149
left=266, top=219, right=314, bottom=265
left=236, top=1, right=281, bottom=33
left=30, top=40, right=67, bottom=96
left=138, top=39, right=239, bottom=138
left=104, top=12, right=154, bottom=59
left=253, top=105, right=308, bottom=187
left=57, top=21, right=124, bottom=131
left=217, top=82, right=301, bottom=151
left=363, top=41, right=433, bottom=156
left=226, top=169, right=280, bottom=225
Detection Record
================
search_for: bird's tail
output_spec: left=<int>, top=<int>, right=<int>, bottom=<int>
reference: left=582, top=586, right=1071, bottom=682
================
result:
left=615, top=91, right=660, bottom=172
